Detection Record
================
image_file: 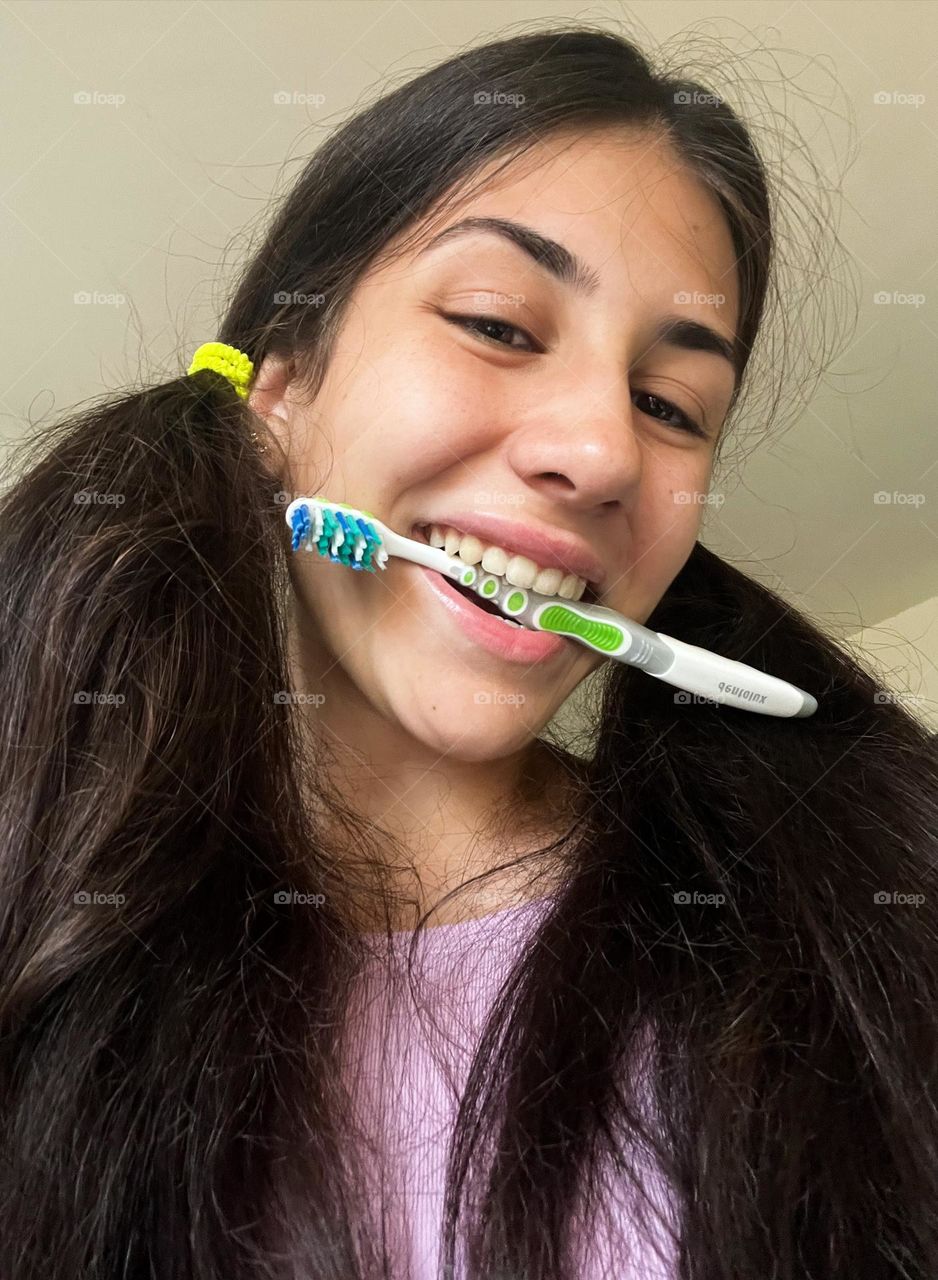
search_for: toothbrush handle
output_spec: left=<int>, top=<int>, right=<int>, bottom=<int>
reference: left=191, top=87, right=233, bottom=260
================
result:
left=649, top=632, right=818, bottom=718
left=505, top=590, right=817, bottom=719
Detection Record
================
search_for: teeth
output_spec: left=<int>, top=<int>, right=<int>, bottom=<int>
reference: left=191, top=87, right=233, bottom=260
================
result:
left=480, top=546, right=509, bottom=577
left=456, top=534, right=484, bottom=565
left=532, top=566, right=563, bottom=596
left=422, top=523, right=589, bottom=600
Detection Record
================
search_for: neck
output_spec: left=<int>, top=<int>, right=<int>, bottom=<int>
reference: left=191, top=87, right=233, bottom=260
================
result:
left=286, top=605, right=583, bottom=931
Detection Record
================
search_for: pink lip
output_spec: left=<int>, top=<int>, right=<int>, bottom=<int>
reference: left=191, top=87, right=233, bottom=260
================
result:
left=413, top=512, right=605, bottom=590
left=416, top=566, right=570, bottom=663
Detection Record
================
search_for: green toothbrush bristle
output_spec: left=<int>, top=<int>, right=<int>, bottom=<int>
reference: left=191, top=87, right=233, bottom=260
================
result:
left=317, top=505, right=383, bottom=571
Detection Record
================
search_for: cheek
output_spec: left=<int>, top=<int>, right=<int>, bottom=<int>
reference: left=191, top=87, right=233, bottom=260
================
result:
left=604, top=480, right=704, bottom=621
left=314, top=338, right=496, bottom=485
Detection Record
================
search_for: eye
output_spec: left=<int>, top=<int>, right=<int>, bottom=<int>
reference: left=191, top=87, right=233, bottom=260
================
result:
left=633, top=391, right=707, bottom=439
left=443, top=313, right=540, bottom=352
left=445, top=312, right=709, bottom=439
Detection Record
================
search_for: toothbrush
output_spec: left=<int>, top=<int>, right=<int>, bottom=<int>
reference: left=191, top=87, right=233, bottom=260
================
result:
left=284, top=496, right=818, bottom=719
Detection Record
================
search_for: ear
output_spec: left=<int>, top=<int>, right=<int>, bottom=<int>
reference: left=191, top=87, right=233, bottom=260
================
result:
left=248, top=354, right=295, bottom=455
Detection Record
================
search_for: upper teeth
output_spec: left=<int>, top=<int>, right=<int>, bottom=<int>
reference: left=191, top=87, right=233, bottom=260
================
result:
left=421, top=523, right=589, bottom=600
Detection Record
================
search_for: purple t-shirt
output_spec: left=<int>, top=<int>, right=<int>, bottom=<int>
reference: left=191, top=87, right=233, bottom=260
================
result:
left=338, top=895, right=679, bottom=1279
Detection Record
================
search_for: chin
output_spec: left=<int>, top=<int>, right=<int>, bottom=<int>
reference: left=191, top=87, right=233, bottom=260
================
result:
left=404, top=708, right=546, bottom=763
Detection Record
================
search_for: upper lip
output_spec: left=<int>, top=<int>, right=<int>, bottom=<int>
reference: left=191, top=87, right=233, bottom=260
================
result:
left=412, top=511, right=606, bottom=591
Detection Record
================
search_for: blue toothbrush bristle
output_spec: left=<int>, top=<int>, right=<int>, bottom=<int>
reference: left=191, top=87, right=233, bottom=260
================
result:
left=289, top=504, right=311, bottom=552
left=290, top=501, right=383, bottom=572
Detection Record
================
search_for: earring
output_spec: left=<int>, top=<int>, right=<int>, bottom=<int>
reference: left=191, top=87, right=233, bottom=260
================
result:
left=250, top=429, right=269, bottom=455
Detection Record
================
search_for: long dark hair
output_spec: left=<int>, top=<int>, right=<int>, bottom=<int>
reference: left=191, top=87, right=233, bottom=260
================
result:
left=1, top=22, right=936, bottom=1280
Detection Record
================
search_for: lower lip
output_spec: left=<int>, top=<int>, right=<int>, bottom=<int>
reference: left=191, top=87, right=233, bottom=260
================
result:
left=417, top=566, right=570, bottom=663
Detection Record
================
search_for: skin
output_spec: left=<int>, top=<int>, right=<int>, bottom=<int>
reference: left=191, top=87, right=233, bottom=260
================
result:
left=249, top=126, right=740, bottom=929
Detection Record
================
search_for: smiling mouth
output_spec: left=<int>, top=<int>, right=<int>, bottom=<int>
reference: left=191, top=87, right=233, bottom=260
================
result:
left=410, top=523, right=600, bottom=606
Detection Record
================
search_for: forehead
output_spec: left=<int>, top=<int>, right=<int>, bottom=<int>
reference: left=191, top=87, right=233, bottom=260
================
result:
left=402, top=127, right=740, bottom=329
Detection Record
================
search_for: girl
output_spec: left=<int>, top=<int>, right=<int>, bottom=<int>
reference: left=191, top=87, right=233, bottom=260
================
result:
left=1, top=23, right=936, bottom=1280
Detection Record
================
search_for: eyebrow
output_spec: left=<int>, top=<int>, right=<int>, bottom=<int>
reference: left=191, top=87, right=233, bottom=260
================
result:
left=418, top=214, right=740, bottom=378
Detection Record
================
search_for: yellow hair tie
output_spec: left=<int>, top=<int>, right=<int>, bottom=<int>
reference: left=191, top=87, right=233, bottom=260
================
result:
left=187, top=342, right=254, bottom=401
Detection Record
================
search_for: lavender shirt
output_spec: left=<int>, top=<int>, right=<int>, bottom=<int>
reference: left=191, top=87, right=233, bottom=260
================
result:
left=338, top=896, right=679, bottom=1279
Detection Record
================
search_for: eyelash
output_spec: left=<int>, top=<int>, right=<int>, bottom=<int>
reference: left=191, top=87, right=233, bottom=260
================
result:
left=445, top=312, right=709, bottom=439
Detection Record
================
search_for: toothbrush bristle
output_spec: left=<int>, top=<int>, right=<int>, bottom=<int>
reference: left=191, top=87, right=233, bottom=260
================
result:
left=289, top=501, right=384, bottom=572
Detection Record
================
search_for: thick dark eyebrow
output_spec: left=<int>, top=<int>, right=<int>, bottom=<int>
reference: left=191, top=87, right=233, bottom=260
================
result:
left=418, top=215, right=602, bottom=294
left=418, top=214, right=740, bottom=379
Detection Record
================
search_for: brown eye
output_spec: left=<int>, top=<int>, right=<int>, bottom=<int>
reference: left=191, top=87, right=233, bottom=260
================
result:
left=633, top=390, right=706, bottom=438
left=444, top=313, right=539, bottom=352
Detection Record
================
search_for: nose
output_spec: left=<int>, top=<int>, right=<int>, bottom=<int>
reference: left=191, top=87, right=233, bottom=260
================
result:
left=505, top=367, right=643, bottom=513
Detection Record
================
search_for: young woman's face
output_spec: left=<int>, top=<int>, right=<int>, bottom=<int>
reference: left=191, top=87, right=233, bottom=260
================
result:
left=253, top=128, right=740, bottom=763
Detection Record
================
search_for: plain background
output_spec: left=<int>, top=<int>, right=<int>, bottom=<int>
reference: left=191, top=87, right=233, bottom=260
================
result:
left=1, top=0, right=935, bottom=728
